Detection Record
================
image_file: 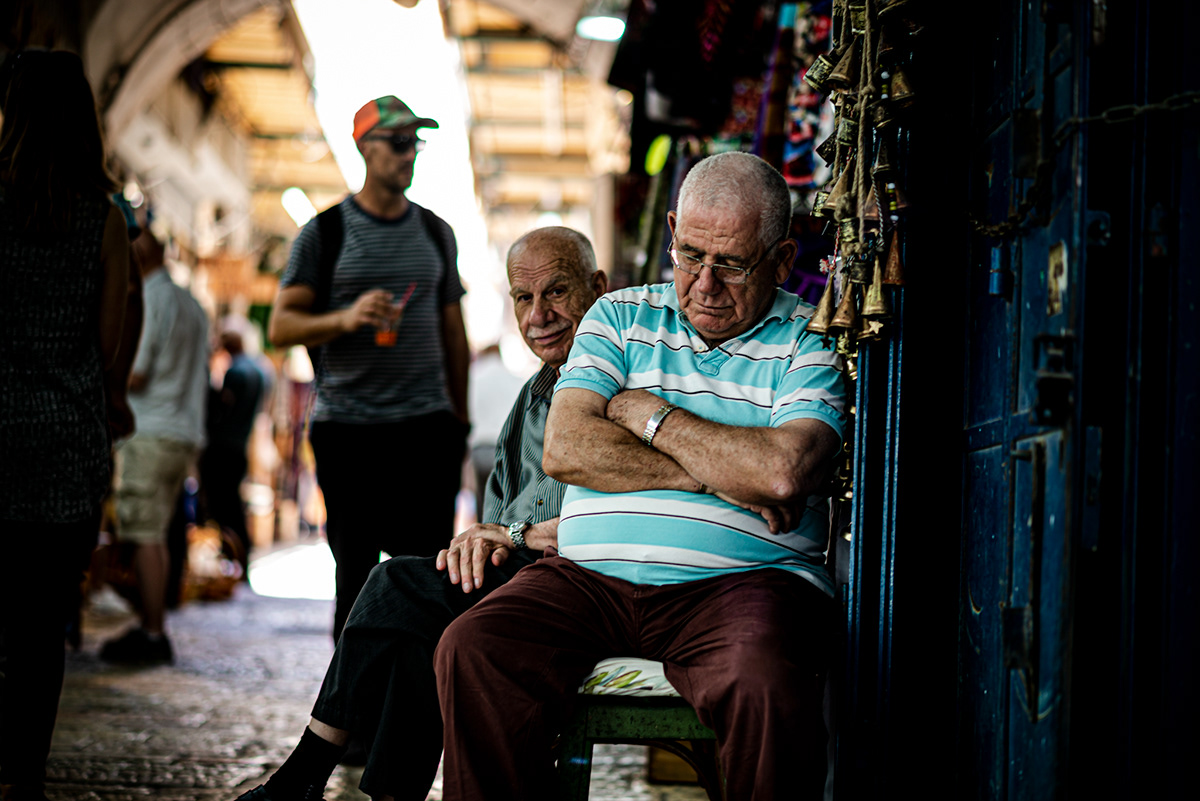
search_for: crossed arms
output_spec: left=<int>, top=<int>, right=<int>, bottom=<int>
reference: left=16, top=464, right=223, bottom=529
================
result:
left=543, top=387, right=842, bottom=533
left=437, top=383, right=841, bottom=592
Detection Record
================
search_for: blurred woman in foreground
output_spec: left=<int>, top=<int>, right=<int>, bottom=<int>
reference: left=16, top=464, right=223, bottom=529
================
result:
left=0, top=49, right=130, bottom=801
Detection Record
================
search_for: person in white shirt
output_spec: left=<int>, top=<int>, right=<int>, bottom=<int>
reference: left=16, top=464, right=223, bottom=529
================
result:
left=101, top=228, right=209, bottom=665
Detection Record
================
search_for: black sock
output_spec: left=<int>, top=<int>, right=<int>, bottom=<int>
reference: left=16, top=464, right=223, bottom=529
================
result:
left=264, top=728, right=347, bottom=797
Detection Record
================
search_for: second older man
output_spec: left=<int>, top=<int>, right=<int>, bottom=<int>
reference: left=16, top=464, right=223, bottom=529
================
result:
left=237, top=227, right=606, bottom=801
left=435, top=153, right=848, bottom=801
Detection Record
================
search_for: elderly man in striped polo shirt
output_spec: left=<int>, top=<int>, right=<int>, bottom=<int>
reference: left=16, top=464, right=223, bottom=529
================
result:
left=435, top=152, right=848, bottom=801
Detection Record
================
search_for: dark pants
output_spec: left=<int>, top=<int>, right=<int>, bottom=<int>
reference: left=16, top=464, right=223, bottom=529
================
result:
left=435, top=557, right=834, bottom=801
left=309, top=412, right=466, bottom=640
left=200, top=443, right=250, bottom=573
left=0, top=514, right=98, bottom=784
left=312, top=549, right=537, bottom=800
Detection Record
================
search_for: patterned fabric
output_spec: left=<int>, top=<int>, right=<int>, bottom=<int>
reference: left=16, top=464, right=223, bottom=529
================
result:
left=481, top=362, right=565, bottom=528
left=579, top=657, right=681, bottom=697
left=554, top=282, right=846, bottom=594
left=0, top=189, right=111, bottom=522
left=281, top=197, right=465, bottom=424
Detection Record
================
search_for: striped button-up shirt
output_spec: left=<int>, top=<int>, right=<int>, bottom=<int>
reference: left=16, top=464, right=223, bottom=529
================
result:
left=481, top=362, right=566, bottom=533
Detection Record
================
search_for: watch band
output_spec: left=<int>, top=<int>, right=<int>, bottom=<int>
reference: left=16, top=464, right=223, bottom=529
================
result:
left=641, top=403, right=680, bottom=447
left=506, top=520, right=530, bottom=550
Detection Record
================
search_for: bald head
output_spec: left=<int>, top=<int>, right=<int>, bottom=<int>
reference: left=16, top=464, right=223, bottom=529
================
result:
left=507, top=226, right=598, bottom=278
left=506, top=227, right=607, bottom=369
left=676, top=152, right=792, bottom=249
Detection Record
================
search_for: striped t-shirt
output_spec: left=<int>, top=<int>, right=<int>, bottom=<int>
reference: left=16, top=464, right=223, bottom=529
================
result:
left=281, top=197, right=465, bottom=424
left=554, top=282, right=847, bottom=595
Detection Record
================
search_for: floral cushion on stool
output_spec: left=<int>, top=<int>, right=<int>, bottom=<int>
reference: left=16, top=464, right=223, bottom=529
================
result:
left=578, top=657, right=681, bottom=697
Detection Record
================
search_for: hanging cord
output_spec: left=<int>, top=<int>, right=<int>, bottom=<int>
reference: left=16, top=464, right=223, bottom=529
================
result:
left=835, top=0, right=851, bottom=52
left=830, top=0, right=854, bottom=223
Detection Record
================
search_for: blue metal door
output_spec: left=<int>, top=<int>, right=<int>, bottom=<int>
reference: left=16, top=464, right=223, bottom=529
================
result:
left=959, top=3, right=1087, bottom=797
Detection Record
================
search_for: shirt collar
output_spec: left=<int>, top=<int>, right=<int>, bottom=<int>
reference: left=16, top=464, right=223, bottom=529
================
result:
left=530, top=362, right=559, bottom=399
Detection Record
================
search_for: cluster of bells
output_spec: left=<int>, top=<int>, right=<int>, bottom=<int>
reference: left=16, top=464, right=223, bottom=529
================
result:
left=810, top=231, right=904, bottom=347
left=800, top=0, right=917, bottom=351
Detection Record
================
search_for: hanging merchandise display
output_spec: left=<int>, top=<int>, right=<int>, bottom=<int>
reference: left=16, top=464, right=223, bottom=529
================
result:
left=806, top=0, right=918, bottom=360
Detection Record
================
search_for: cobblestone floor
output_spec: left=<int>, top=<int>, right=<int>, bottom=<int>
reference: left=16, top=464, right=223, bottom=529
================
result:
left=49, top=580, right=708, bottom=801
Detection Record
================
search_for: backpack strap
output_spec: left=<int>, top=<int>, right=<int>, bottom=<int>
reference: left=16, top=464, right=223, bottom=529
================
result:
left=305, top=201, right=345, bottom=380
left=417, top=204, right=453, bottom=276
left=312, top=201, right=345, bottom=315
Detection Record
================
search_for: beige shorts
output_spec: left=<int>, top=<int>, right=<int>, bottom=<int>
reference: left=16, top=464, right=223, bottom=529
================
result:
left=115, top=435, right=196, bottom=545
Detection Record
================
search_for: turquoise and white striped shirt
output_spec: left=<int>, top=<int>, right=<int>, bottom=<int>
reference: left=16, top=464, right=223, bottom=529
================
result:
left=554, top=282, right=847, bottom=595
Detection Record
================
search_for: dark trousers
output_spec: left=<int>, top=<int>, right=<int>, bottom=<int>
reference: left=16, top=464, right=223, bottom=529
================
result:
left=435, top=557, right=834, bottom=801
left=0, top=514, right=98, bottom=784
left=200, top=443, right=250, bottom=573
left=312, top=549, right=537, bottom=800
left=309, top=412, right=466, bottom=640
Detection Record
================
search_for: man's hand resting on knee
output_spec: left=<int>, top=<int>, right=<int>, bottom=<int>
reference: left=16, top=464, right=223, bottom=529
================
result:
left=437, top=518, right=560, bottom=593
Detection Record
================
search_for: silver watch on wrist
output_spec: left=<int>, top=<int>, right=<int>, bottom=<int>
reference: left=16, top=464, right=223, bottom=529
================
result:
left=506, top=520, right=531, bottom=550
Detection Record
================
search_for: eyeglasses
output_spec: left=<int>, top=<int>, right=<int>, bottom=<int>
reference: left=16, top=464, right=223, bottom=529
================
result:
left=361, top=133, right=426, bottom=154
left=668, top=239, right=779, bottom=286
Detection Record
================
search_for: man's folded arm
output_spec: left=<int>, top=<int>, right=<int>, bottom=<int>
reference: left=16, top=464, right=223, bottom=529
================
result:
left=603, top=388, right=842, bottom=507
left=542, top=387, right=704, bottom=494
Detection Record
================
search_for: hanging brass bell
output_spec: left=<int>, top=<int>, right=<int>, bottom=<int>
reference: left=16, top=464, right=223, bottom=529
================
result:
left=816, top=134, right=838, bottom=165
left=863, top=187, right=881, bottom=222
left=838, top=218, right=860, bottom=246
left=873, top=100, right=896, bottom=129
left=872, top=135, right=898, bottom=179
left=862, top=252, right=892, bottom=319
left=849, top=3, right=867, bottom=34
left=848, top=249, right=870, bottom=283
left=836, top=112, right=859, bottom=146
left=822, top=162, right=853, bottom=216
left=876, top=27, right=897, bottom=64
left=811, top=187, right=832, bottom=218
left=857, top=318, right=886, bottom=343
left=804, top=51, right=838, bottom=94
left=830, top=280, right=859, bottom=331
left=889, top=66, right=916, bottom=108
left=827, top=38, right=861, bottom=92
left=807, top=274, right=838, bottom=335
left=882, top=230, right=905, bottom=285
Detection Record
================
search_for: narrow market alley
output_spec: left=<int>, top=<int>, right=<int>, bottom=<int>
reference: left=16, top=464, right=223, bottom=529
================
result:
left=48, top=539, right=709, bottom=801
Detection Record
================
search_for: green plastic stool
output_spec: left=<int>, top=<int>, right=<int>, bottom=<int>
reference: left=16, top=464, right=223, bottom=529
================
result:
left=556, top=659, right=724, bottom=800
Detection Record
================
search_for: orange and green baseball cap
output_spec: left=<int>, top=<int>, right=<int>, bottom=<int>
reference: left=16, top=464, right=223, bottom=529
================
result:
left=352, top=96, right=438, bottom=142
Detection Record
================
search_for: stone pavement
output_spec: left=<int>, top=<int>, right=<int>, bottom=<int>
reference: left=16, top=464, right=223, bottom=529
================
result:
left=49, top=577, right=709, bottom=801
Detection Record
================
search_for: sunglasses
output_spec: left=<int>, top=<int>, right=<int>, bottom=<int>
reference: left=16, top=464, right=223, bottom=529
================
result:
left=361, top=133, right=426, bottom=154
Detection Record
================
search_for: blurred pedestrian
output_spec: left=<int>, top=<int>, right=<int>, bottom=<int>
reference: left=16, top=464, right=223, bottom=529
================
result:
left=201, top=329, right=265, bottom=577
left=0, top=49, right=131, bottom=801
left=100, top=227, right=209, bottom=665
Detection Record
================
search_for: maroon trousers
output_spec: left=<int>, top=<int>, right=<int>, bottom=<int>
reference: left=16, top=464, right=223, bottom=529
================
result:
left=434, top=557, right=834, bottom=801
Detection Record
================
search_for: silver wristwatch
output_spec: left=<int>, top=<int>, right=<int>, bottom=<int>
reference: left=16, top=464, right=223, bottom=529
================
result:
left=642, top=403, right=680, bottom=447
left=506, top=520, right=531, bottom=550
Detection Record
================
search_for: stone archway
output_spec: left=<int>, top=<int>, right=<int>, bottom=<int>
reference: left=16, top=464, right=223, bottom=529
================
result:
left=85, top=0, right=270, bottom=138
